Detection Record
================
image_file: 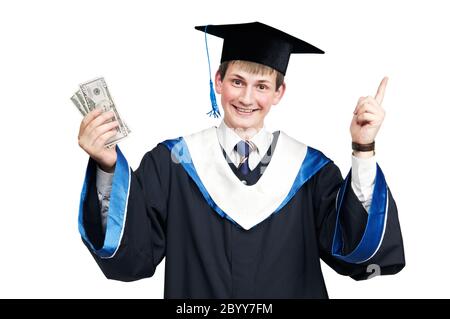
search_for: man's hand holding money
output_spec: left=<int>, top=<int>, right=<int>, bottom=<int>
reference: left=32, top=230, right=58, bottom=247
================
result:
left=72, top=77, right=131, bottom=173
left=78, top=108, right=118, bottom=173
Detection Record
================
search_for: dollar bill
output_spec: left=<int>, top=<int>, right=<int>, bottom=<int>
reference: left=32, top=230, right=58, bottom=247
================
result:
left=70, top=93, right=87, bottom=116
left=71, top=89, right=131, bottom=135
left=75, top=90, right=89, bottom=114
left=71, top=77, right=130, bottom=147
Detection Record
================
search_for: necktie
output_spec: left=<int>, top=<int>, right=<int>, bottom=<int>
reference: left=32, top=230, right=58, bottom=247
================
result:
left=235, top=140, right=255, bottom=175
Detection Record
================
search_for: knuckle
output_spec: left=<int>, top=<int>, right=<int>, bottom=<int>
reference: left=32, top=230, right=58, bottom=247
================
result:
left=85, top=123, right=93, bottom=132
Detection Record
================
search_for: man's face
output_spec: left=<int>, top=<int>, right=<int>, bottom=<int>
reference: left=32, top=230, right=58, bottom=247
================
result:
left=215, top=62, right=285, bottom=132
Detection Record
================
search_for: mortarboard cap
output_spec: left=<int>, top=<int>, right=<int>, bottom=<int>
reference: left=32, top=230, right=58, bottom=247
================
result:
left=195, top=21, right=324, bottom=76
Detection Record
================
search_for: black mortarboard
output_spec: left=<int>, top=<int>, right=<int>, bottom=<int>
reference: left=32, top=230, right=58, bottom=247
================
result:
left=195, top=21, right=324, bottom=76
left=195, top=21, right=324, bottom=118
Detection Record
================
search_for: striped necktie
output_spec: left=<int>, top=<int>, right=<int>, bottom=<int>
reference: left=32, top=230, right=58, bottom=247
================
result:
left=235, top=140, right=256, bottom=175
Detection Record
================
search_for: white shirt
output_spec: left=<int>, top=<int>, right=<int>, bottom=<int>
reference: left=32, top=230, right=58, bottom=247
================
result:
left=216, top=121, right=273, bottom=171
left=96, top=122, right=376, bottom=229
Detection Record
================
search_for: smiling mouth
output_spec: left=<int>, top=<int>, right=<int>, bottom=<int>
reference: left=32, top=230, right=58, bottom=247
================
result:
left=233, top=105, right=260, bottom=114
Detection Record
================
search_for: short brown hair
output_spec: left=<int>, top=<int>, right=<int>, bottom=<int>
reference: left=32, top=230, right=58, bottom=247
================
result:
left=218, top=60, right=285, bottom=90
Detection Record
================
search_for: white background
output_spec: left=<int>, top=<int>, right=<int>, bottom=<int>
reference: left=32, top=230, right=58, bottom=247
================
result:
left=0, top=0, right=448, bottom=298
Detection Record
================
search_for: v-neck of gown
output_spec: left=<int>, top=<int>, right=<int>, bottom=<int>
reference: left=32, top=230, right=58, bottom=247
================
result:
left=222, top=131, right=280, bottom=186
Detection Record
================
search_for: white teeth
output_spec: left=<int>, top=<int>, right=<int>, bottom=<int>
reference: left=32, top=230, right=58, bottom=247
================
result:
left=236, top=107, right=256, bottom=113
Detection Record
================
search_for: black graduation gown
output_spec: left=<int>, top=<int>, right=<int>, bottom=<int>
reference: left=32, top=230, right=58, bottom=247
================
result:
left=79, top=131, right=405, bottom=299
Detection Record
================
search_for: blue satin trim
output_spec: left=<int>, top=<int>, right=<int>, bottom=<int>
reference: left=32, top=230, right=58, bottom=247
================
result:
left=162, top=139, right=330, bottom=229
left=332, top=164, right=388, bottom=264
left=163, top=138, right=236, bottom=225
left=78, top=146, right=130, bottom=258
left=275, top=147, right=330, bottom=214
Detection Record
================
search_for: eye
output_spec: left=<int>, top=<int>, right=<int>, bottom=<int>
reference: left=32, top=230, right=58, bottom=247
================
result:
left=258, top=84, right=268, bottom=90
left=232, top=79, right=243, bottom=86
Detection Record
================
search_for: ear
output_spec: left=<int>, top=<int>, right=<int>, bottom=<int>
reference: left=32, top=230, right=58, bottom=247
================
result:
left=215, top=70, right=223, bottom=94
left=272, top=82, right=286, bottom=105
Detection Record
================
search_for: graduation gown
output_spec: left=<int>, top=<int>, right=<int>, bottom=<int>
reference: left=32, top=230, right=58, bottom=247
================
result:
left=78, top=127, right=405, bottom=298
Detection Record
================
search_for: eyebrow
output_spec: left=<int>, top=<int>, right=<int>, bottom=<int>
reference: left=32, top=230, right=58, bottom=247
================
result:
left=229, top=73, right=272, bottom=83
left=229, top=73, right=245, bottom=80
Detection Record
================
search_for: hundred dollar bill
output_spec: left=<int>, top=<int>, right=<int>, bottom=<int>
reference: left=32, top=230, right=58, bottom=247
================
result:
left=79, top=77, right=130, bottom=147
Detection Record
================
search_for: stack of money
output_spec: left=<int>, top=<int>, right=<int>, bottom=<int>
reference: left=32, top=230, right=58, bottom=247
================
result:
left=71, top=77, right=130, bottom=148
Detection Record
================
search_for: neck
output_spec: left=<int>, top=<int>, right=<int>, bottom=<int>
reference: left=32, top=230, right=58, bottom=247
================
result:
left=223, top=120, right=263, bottom=140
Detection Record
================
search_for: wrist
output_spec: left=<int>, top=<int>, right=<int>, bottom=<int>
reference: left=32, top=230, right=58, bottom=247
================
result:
left=352, top=141, right=375, bottom=151
left=97, top=161, right=116, bottom=173
left=100, top=165, right=115, bottom=173
left=352, top=141, right=375, bottom=158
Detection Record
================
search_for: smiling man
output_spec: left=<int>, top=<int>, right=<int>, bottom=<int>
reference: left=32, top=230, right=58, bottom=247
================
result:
left=217, top=60, right=285, bottom=131
left=77, top=22, right=405, bottom=298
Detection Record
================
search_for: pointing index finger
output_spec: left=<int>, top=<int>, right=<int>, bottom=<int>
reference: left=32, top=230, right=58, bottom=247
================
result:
left=375, top=76, right=388, bottom=105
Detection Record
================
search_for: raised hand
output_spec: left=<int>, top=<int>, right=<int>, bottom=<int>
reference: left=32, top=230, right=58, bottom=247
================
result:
left=350, top=77, right=388, bottom=145
left=78, top=108, right=119, bottom=172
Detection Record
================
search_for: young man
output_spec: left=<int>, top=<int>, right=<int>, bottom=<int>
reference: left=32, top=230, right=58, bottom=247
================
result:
left=77, top=22, right=404, bottom=298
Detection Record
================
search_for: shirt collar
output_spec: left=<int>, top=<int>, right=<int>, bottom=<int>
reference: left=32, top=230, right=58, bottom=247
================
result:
left=216, top=121, right=273, bottom=156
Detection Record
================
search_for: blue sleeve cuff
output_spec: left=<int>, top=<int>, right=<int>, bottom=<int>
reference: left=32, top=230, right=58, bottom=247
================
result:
left=78, top=147, right=131, bottom=258
left=332, top=164, right=388, bottom=264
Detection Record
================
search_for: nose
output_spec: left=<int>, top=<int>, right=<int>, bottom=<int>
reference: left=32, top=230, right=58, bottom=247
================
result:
left=238, top=86, right=253, bottom=107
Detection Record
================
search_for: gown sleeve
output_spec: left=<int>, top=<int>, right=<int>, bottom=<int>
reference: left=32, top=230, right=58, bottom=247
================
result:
left=312, top=161, right=405, bottom=280
left=78, top=146, right=168, bottom=282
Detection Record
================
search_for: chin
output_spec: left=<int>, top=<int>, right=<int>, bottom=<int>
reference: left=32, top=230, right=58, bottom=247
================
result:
left=229, top=117, right=260, bottom=130
left=225, top=109, right=263, bottom=130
